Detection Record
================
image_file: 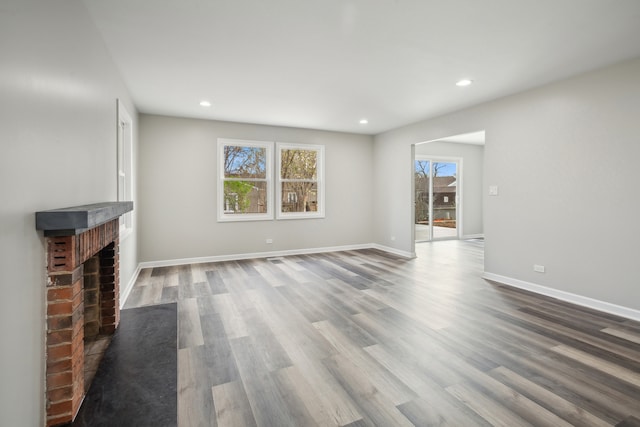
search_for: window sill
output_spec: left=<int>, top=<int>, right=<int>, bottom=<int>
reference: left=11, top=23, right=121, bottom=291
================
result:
left=120, top=227, right=133, bottom=242
left=277, top=213, right=325, bottom=220
left=217, top=214, right=273, bottom=222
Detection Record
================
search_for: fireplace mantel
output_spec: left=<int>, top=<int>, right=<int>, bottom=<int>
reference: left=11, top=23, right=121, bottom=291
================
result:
left=36, top=202, right=133, bottom=236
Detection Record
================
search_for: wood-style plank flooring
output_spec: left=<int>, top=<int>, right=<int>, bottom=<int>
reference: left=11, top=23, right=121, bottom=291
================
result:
left=125, top=240, right=640, bottom=427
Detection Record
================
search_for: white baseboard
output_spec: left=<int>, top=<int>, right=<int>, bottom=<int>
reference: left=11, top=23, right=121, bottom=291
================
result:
left=482, top=272, right=640, bottom=322
left=136, top=243, right=414, bottom=270
left=371, top=244, right=416, bottom=259
left=462, top=233, right=484, bottom=240
left=120, top=264, right=142, bottom=309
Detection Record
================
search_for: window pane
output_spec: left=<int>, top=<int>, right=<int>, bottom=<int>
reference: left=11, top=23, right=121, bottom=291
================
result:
left=223, top=181, right=268, bottom=214
left=281, top=182, right=318, bottom=213
left=280, top=149, right=317, bottom=180
left=224, top=145, right=267, bottom=178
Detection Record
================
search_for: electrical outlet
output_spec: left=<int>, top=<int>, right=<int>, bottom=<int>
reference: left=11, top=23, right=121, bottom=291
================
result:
left=533, top=264, right=545, bottom=273
left=266, top=238, right=273, bottom=244
left=390, top=236, right=396, bottom=241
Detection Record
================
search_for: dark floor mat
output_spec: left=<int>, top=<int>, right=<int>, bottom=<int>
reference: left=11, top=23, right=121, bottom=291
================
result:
left=71, top=303, right=177, bottom=427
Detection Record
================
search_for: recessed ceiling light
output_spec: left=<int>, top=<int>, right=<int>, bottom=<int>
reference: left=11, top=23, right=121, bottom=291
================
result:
left=199, top=100, right=212, bottom=107
left=359, top=119, right=368, bottom=124
left=456, top=79, right=473, bottom=87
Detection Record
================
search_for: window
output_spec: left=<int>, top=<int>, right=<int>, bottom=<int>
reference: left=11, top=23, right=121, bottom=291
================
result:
left=117, top=99, right=133, bottom=235
left=276, top=143, right=324, bottom=219
left=218, top=139, right=272, bottom=221
left=217, top=139, right=324, bottom=221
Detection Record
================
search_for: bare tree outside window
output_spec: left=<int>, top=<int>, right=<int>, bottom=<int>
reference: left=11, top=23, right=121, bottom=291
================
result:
left=280, top=148, right=318, bottom=213
left=415, top=160, right=430, bottom=223
left=223, top=145, right=268, bottom=213
left=277, top=144, right=324, bottom=219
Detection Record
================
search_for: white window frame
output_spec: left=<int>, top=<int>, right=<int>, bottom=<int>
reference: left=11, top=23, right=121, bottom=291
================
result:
left=276, top=143, right=325, bottom=220
left=217, top=138, right=273, bottom=222
left=116, top=99, right=133, bottom=238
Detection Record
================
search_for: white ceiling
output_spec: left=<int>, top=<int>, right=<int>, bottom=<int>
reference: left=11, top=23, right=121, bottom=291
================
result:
left=82, top=0, right=640, bottom=135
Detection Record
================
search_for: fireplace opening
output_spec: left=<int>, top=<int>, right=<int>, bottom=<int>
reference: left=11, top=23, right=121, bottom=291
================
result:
left=82, top=250, right=114, bottom=393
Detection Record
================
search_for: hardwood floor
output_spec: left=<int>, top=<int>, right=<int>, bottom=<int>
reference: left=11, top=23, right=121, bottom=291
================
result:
left=125, top=240, right=640, bottom=426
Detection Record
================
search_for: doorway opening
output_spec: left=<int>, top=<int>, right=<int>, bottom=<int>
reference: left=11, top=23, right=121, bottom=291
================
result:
left=412, top=130, right=485, bottom=246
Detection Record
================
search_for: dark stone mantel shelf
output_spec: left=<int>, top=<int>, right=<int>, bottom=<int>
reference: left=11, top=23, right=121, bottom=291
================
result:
left=36, top=202, right=133, bottom=236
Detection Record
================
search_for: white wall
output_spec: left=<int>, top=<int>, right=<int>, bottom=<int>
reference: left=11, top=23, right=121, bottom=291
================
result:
left=415, top=141, right=484, bottom=238
left=374, top=57, right=640, bottom=313
left=138, top=114, right=373, bottom=262
left=0, top=1, right=138, bottom=425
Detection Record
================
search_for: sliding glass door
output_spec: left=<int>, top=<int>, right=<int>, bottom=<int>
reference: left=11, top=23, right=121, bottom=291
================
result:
left=415, top=158, right=459, bottom=241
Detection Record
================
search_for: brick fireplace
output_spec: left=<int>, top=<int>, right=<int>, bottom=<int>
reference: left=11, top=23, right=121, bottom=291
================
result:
left=37, top=202, right=132, bottom=426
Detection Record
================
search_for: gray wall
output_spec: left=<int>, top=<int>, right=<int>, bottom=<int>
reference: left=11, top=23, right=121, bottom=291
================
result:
left=374, top=57, right=640, bottom=312
left=0, top=1, right=138, bottom=425
left=138, top=114, right=373, bottom=262
left=415, top=141, right=484, bottom=238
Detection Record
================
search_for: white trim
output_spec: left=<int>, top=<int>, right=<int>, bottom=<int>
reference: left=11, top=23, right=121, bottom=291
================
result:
left=371, top=244, right=416, bottom=259
left=119, top=226, right=133, bottom=242
left=116, top=99, right=134, bottom=232
left=119, top=264, right=142, bottom=309
left=410, top=144, right=416, bottom=255
left=462, top=233, right=484, bottom=239
left=137, top=243, right=414, bottom=269
left=482, top=272, right=640, bottom=322
left=456, top=158, right=463, bottom=238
